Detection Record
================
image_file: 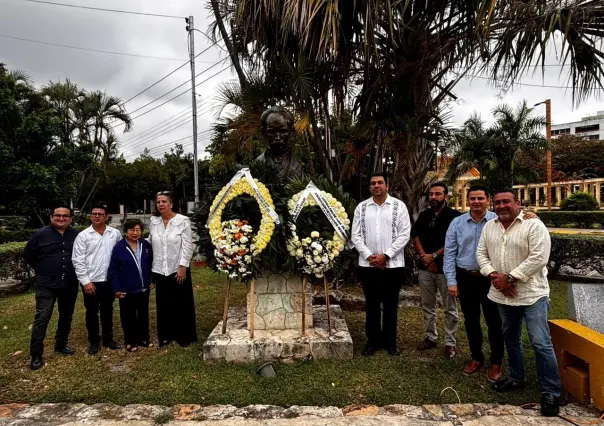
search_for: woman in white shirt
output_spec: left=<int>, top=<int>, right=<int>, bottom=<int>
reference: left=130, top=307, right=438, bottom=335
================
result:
left=149, top=191, right=197, bottom=347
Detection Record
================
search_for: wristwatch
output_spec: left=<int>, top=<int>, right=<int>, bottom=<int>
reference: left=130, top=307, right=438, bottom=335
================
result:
left=506, top=274, right=517, bottom=284
left=432, top=253, right=438, bottom=259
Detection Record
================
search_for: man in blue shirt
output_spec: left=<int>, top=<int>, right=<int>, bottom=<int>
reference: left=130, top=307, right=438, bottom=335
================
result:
left=443, top=186, right=504, bottom=382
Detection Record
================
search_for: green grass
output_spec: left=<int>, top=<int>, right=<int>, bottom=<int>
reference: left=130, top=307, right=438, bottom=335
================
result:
left=0, top=268, right=568, bottom=407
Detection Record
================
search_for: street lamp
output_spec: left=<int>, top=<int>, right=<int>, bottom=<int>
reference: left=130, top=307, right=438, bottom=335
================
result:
left=534, top=99, right=552, bottom=211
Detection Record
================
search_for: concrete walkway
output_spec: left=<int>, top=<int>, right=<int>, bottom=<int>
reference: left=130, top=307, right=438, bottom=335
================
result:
left=0, top=402, right=602, bottom=426
left=549, top=227, right=604, bottom=236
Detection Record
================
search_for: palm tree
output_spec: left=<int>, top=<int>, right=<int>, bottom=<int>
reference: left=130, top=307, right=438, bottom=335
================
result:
left=447, top=101, right=548, bottom=190
left=41, top=80, right=83, bottom=146
left=209, top=0, right=604, bottom=217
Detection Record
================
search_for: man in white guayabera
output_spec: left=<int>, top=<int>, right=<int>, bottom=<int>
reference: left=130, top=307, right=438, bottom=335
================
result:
left=351, top=172, right=411, bottom=357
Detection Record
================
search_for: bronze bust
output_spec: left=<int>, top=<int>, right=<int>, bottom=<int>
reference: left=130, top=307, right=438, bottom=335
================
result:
left=256, top=106, right=303, bottom=179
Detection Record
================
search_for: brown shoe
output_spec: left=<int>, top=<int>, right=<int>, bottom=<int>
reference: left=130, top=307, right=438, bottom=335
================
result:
left=444, top=346, right=457, bottom=359
left=416, top=338, right=437, bottom=351
left=463, top=360, right=483, bottom=375
left=487, top=364, right=503, bottom=382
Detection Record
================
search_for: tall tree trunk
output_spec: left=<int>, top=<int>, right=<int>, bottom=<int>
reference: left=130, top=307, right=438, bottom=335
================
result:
left=209, top=0, right=248, bottom=91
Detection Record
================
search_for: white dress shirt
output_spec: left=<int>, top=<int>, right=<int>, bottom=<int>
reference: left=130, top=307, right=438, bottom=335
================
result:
left=476, top=211, right=551, bottom=306
left=72, top=225, right=122, bottom=286
left=149, top=214, right=194, bottom=276
left=351, top=194, right=411, bottom=268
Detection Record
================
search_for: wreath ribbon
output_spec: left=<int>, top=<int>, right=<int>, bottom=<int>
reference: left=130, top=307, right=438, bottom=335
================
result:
left=207, top=168, right=280, bottom=227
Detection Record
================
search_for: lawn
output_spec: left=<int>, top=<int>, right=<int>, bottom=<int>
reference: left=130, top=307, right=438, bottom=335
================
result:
left=0, top=267, right=568, bottom=408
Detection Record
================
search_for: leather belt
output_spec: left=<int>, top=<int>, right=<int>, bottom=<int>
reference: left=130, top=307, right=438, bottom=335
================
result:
left=459, top=268, right=483, bottom=277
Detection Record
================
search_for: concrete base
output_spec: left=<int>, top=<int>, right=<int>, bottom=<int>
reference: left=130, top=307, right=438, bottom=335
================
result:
left=202, top=305, right=353, bottom=363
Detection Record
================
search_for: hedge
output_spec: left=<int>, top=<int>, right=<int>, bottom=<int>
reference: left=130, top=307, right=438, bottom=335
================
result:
left=538, top=211, right=604, bottom=229
left=0, top=242, right=34, bottom=288
left=0, top=229, right=36, bottom=244
left=549, top=234, right=604, bottom=279
left=0, top=216, right=28, bottom=230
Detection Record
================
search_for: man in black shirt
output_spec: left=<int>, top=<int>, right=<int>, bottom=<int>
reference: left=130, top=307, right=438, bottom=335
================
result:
left=411, top=182, right=461, bottom=358
left=23, top=206, right=80, bottom=370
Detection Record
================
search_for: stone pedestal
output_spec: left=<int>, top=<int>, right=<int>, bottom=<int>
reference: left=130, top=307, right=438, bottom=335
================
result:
left=248, top=273, right=312, bottom=330
left=568, top=278, right=604, bottom=334
left=202, top=305, right=353, bottom=363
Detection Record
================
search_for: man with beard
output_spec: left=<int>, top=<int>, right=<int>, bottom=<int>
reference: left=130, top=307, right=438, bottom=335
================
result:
left=351, top=172, right=411, bottom=356
left=412, top=182, right=461, bottom=358
left=477, top=189, right=560, bottom=417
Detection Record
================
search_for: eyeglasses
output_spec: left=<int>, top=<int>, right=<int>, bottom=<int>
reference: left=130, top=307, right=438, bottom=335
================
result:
left=90, top=213, right=105, bottom=217
left=156, top=191, right=170, bottom=196
left=52, top=214, right=71, bottom=219
left=127, top=228, right=142, bottom=233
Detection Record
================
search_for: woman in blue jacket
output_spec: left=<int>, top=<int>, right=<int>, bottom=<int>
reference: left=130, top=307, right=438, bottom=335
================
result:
left=108, top=219, right=154, bottom=352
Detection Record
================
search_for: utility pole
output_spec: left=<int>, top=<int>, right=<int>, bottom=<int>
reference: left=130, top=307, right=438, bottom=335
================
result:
left=534, top=99, right=552, bottom=211
left=186, top=16, right=200, bottom=206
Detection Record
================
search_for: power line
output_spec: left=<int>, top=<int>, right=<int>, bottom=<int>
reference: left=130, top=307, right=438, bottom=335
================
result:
left=122, top=58, right=223, bottom=115
left=120, top=106, right=194, bottom=147
left=458, top=72, right=604, bottom=90
left=0, top=33, right=219, bottom=63
left=18, top=0, right=184, bottom=19
left=121, top=66, right=229, bottom=123
left=122, top=62, right=189, bottom=105
left=124, top=132, right=211, bottom=160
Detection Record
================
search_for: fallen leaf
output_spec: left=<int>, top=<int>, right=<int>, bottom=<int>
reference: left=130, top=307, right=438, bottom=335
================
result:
left=11, top=350, right=23, bottom=357
left=2, top=326, right=7, bottom=330
left=331, top=383, right=335, bottom=387
left=28, top=324, right=33, bottom=330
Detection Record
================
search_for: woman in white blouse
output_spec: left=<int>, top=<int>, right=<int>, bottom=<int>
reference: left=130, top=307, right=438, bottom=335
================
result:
left=149, top=191, right=197, bottom=347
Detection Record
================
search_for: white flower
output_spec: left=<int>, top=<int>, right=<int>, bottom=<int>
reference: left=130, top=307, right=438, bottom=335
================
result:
left=240, top=236, right=249, bottom=244
left=296, top=248, right=303, bottom=257
left=311, top=231, right=320, bottom=238
left=314, top=256, right=322, bottom=263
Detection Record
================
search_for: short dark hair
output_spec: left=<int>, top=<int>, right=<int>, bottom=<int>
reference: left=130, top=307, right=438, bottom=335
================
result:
left=260, top=106, right=294, bottom=134
left=52, top=206, right=72, bottom=216
left=467, top=185, right=490, bottom=199
left=370, top=172, right=389, bottom=185
left=91, top=204, right=108, bottom=214
left=429, top=181, right=448, bottom=195
left=493, top=188, right=518, bottom=201
left=123, top=219, right=144, bottom=233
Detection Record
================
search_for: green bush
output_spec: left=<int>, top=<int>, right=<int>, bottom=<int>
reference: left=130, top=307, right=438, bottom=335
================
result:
left=538, top=211, right=604, bottom=229
left=0, top=229, right=35, bottom=244
left=0, top=242, right=33, bottom=287
left=560, top=191, right=600, bottom=211
left=0, top=216, right=28, bottom=230
left=549, top=234, right=604, bottom=279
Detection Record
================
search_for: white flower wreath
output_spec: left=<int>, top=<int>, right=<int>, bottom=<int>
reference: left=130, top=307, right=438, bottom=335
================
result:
left=209, top=177, right=276, bottom=257
left=286, top=189, right=350, bottom=277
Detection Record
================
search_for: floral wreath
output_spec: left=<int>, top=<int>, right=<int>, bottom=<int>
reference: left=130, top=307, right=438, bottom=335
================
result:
left=286, top=189, right=350, bottom=276
left=209, top=177, right=276, bottom=256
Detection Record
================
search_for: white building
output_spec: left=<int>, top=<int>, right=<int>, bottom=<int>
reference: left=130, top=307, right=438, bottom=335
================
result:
left=552, top=109, right=604, bottom=141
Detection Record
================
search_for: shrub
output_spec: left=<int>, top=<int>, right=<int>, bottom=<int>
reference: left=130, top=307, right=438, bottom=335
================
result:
left=0, top=229, right=36, bottom=244
left=549, top=234, right=604, bottom=279
left=0, top=216, right=28, bottom=230
left=0, top=242, right=34, bottom=287
left=560, top=191, right=600, bottom=211
left=538, top=211, right=604, bottom=229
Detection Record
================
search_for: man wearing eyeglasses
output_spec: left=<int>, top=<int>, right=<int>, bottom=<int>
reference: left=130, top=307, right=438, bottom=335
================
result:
left=72, top=205, right=122, bottom=355
left=23, top=206, right=80, bottom=370
left=412, top=182, right=461, bottom=359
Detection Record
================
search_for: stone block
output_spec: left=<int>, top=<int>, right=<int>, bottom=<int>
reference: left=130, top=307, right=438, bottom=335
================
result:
left=282, top=405, right=343, bottom=418
left=0, top=405, right=28, bottom=418
left=195, top=405, right=238, bottom=421
left=203, top=306, right=352, bottom=363
left=568, top=281, right=604, bottom=334
left=172, top=404, right=201, bottom=421
left=343, top=405, right=379, bottom=416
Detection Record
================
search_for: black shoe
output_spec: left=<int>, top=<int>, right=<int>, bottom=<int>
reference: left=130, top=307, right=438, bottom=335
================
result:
left=491, top=377, right=526, bottom=393
left=387, top=347, right=401, bottom=356
left=159, top=340, right=172, bottom=348
left=87, top=343, right=99, bottom=355
left=361, top=345, right=379, bottom=356
left=30, top=356, right=43, bottom=370
left=104, top=341, right=121, bottom=350
left=541, top=393, right=560, bottom=417
left=139, top=340, right=150, bottom=348
left=54, top=346, right=75, bottom=355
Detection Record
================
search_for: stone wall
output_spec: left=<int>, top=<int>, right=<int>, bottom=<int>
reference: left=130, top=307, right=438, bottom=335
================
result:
left=247, top=273, right=312, bottom=330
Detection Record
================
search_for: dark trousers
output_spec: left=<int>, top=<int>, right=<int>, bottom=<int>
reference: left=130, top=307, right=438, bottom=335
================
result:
left=30, top=285, right=78, bottom=357
left=119, top=291, right=150, bottom=346
left=359, top=267, right=405, bottom=349
left=82, top=281, right=115, bottom=345
left=153, top=269, right=197, bottom=346
left=457, top=268, right=504, bottom=365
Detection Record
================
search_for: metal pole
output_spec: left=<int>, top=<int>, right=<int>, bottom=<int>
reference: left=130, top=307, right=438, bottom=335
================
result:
left=546, top=99, right=552, bottom=211
left=186, top=16, right=200, bottom=205
left=222, top=278, right=231, bottom=334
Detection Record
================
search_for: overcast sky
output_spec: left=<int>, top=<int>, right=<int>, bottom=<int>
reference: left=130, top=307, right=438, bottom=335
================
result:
left=1, top=0, right=603, bottom=161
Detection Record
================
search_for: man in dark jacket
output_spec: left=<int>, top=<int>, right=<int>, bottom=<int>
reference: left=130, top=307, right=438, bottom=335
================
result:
left=23, top=206, right=80, bottom=370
